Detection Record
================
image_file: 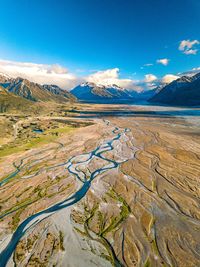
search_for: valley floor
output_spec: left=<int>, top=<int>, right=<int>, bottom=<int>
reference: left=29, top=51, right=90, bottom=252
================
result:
left=0, top=104, right=200, bottom=267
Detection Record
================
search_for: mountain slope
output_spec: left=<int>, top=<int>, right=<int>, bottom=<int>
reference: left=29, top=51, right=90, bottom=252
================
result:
left=0, top=85, right=35, bottom=113
left=0, top=73, right=12, bottom=83
left=70, top=82, right=135, bottom=103
left=43, top=84, right=76, bottom=101
left=149, top=73, right=200, bottom=106
left=0, top=76, right=75, bottom=103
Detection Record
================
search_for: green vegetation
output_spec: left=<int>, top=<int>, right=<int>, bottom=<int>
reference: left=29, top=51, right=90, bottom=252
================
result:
left=74, top=226, right=88, bottom=237
left=16, top=186, right=32, bottom=198
left=0, top=174, right=72, bottom=230
left=0, top=125, right=73, bottom=158
left=47, top=184, right=70, bottom=198
left=144, top=258, right=151, bottom=267
left=59, top=231, right=65, bottom=251
left=71, top=188, right=131, bottom=266
left=100, top=188, right=130, bottom=236
left=11, top=207, right=27, bottom=231
left=0, top=88, right=34, bottom=114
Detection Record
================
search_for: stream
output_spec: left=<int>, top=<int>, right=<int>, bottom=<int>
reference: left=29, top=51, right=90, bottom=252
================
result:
left=0, top=121, right=129, bottom=267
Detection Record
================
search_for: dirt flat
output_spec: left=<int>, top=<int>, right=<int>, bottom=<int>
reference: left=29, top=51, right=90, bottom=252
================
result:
left=0, top=104, right=199, bottom=267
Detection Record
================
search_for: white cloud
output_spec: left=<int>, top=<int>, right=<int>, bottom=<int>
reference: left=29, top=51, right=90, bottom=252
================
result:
left=192, top=67, right=200, bottom=72
left=162, top=74, right=179, bottom=84
left=179, top=39, right=199, bottom=55
left=1, top=59, right=191, bottom=92
left=86, top=68, right=140, bottom=90
left=146, top=83, right=157, bottom=89
left=87, top=68, right=119, bottom=84
left=156, top=58, right=169, bottom=66
left=179, top=39, right=199, bottom=50
left=144, top=74, right=157, bottom=83
left=183, top=49, right=198, bottom=55
left=47, top=64, right=68, bottom=74
left=144, top=63, right=153, bottom=67
left=0, top=59, right=81, bottom=89
left=0, top=60, right=141, bottom=91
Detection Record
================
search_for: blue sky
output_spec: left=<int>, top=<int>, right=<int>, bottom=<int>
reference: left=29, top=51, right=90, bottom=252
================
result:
left=0, top=0, right=199, bottom=89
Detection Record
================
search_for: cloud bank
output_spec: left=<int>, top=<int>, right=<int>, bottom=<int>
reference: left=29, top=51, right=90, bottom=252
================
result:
left=162, top=74, right=179, bottom=83
left=85, top=68, right=141, bottom=91
left=0, top=60, right=142, bottom=91
left=0, top=59, right=81, bottom=89
left=0, top=59, right=198, bottom=92
left=144, top=74, right=157, bottom=83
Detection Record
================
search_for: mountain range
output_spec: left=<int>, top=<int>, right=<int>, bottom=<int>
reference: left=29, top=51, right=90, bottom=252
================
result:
left=70, top=82, right=156, bottom=103
left=0, top=71, right=200, bottom=107
left=70, top=82, right=134, bottom=103
left=0, top=74, right=75, bottom=103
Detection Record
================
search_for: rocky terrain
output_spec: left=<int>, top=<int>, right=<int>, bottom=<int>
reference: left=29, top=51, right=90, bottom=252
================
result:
left=0, top=104, right=199, bottom=267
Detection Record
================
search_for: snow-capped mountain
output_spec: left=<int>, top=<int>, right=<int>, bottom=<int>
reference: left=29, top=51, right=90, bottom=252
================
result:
left=149, top=72, right=200, bottom=106
left=71, top=82, right=158, bottom=103
left=71, top=82, right=142, bottom=103
left=0, top=73, right=12, bottom=84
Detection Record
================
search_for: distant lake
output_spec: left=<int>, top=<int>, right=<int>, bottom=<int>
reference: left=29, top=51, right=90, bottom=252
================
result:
left=68, top=108, right=200, bottom=118
left=32, top=129, right=44, bottom=133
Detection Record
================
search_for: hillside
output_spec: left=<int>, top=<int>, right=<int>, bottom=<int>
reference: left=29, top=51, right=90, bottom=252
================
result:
left=149, top=72, right=200, bottom=106
left=0, top=85, right=35, bottom=113
left=0, top=75, right=75, bottom=103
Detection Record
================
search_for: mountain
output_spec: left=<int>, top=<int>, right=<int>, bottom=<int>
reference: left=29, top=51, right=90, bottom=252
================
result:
left=0, top=76, right=75, bottom=103
left=133, top=88, right=157, bottom=101
left=0, top=73, right=13, bottom=84
left=43, top=84, right=76, bottom=101
left=0, top=84, right=35, bottom=113
left=71, top=82, right=158, bottom=103
left=70, top=82, right=137, bottom=103
left=149, top=72, right=200, bottom=106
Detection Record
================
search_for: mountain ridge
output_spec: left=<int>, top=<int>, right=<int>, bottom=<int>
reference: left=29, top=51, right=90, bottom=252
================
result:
left=1, top=71, right=200, bottom=106
left=70, top=82, right=156, bottom=103
left=0, top=75, right=76, bottom=103
left=149, top=72, right=200, bottom=106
